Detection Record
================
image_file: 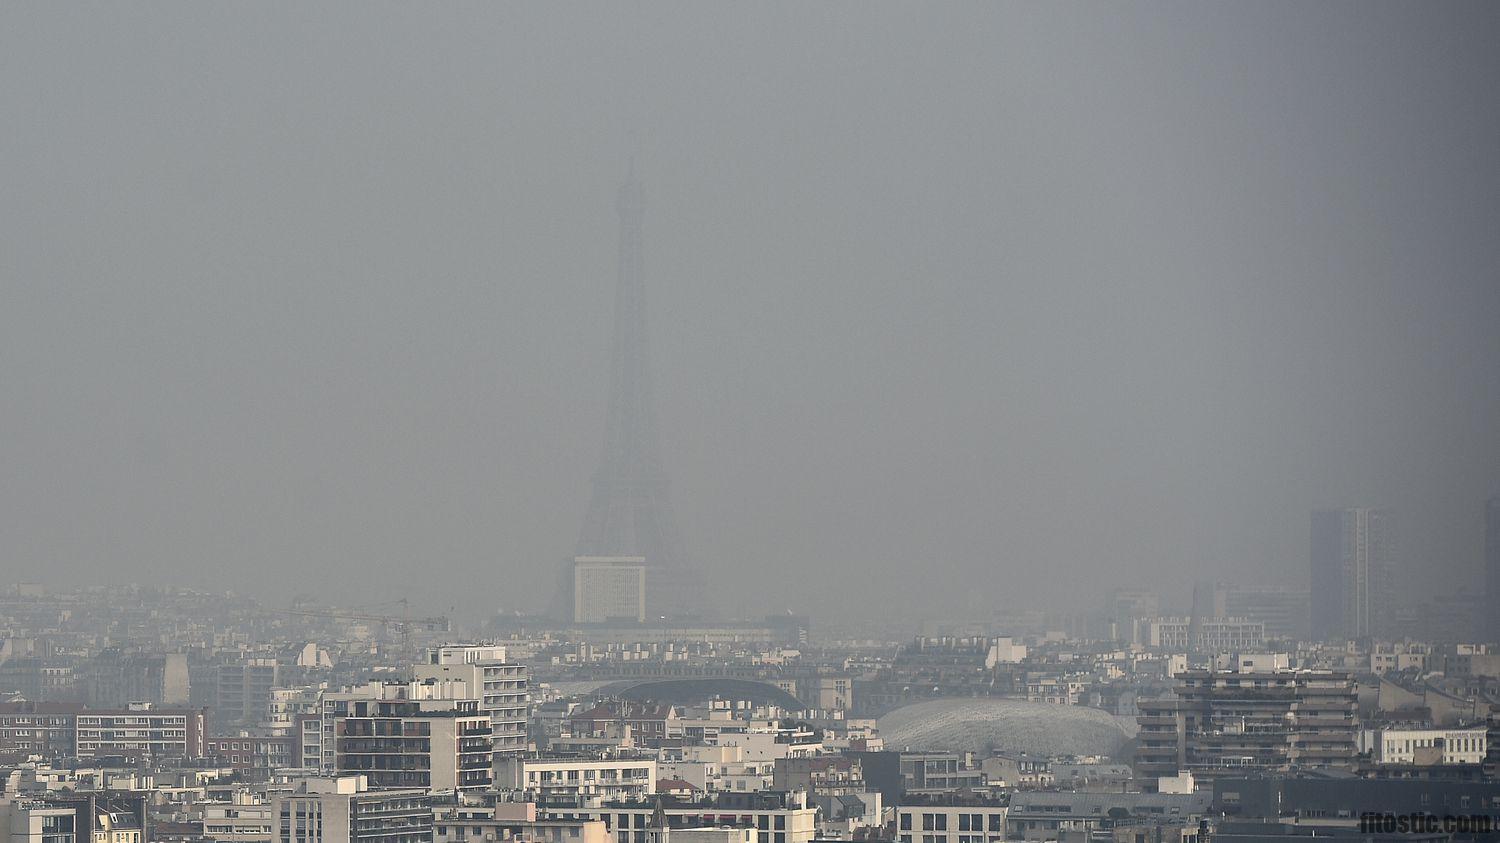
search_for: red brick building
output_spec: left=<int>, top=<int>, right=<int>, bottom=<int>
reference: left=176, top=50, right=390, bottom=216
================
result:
left=0, top=700, right=85, bottom=756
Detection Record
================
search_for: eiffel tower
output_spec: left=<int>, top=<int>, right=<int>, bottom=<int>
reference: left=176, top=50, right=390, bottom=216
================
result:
left=555, top=171, right=707, bottom=621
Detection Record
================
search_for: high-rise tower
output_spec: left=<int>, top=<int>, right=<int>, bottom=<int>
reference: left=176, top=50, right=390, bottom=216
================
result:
left=1310, top=508, right=1396, bottom=641
left=562, top=172, right=706, bottom=620
left=1485, top=496, right=1500, bottom=641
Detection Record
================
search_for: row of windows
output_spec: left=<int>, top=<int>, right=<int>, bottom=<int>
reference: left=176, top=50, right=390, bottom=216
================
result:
left=77, top=730, right=187, bottom=739
left=609, top=814, right=789, bottom=831
left=437, top=826, right=581, bottom=839
left=1385, top=736, right=1485, bottom=755
left=899, top=814, right=1004, bottom=833
left=211, top=740, right=287, bottom=752
left=77, top=741, right=187, bottom=749
left=1012, top=805, right=1179, bottom=817
left=530, top=768, right=651, bottom=782
left=612, top=833, right=777, bottom=843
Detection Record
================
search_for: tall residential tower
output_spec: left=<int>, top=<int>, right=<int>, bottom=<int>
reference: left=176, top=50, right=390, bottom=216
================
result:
left=1310, top=508, right=1396, bottom=641
left=1486, top=496, right=1500, bottom=640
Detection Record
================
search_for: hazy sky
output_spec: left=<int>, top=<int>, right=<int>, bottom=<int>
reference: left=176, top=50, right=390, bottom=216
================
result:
left=3, top=2, right=1498, bottom=624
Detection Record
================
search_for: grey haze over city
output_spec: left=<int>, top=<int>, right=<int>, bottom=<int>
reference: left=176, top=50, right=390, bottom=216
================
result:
left=3, top=2, right=1498, bottom=628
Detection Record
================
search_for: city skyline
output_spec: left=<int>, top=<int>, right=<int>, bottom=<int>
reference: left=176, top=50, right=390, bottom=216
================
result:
left=4, top=2, right=1500, bottom=836
left=1, top=3, right=1497, bottom=624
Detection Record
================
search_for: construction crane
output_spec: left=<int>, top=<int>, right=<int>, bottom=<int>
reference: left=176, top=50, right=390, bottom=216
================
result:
left=284, top=598, right=449, bottom=650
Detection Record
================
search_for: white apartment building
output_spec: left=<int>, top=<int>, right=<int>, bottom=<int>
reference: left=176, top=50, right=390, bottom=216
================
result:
left=270, top=776, right=431, bottom=843
left=320, top=681, right=493, bottom=791
left=264, top=687, right=321, bottom=736
left=416, top=645, right=530, bottom=758
left=1024, top=676, right=1090, bottom=705
left=494, top=756, right=657, bottom=803
left=1376, top=727, right=1487, bottom=764
left=197, top=796, right=274, bottom=843
left=434, top=803, right=612, bottom=843
left=711, top=729, right=822, bottom=763
left=599, top=792, right=817, bottom=843
left=986, top=638, right=1028, bottom=666
left=1370, top=643, right=1430, bottom=675
left=1211, top=653, right=1292, bottom=673
left=1141, top=617, right=1265, bottom=652
left=896, top=801, right=1008, bottom=843
left=658, top=744, right=774, bottom=793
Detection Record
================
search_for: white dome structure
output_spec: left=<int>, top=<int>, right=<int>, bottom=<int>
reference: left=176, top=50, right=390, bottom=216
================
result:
left=878, top=698, right=1138, bottom=757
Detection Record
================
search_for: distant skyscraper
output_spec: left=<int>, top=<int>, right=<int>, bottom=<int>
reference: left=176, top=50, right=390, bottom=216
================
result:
left=1190, top=579, right=1228, bottom=619
left=558, top=172, right=707, bottom=620
left=1486, top=496, right=1500, bottom=641
left=1310, top=508, right=1396, bottom=641
left=1223, top=584, right=1311, bottom=641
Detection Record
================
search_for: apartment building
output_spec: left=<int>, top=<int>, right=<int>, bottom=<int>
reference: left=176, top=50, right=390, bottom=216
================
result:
left=598, top=791, right=817, bottom=843
left=80, top=652, right=190, bottom=708
left=195, top=793, right=275, bottom=843
left=494, top=755, right=657, bottom=803
left=0, top=701, right=83, bottom=757
left=1024, top=677, right=1090, bottom=705
left=567, top=702, right=678, bottom=748
left=433, top=803, right=610, bottom=843
left=899, top=753, right=986, bottom=795
left=1139, top=618, right=1266, bottom=653
left=658, top=744, right=774, bottom=793
left=771, top=756, right=864, bottom=797
left=1136, top=670, right=1358, bottom=786
left=0, top=659, right=79, bottom=703
left=1375, top=727, right=1487, bottom=764
left=1, top=793, right=148, bottom=843
left=414, top=645, right=530, bottom=759
left=1369, top=643, right=1430, bottom=676
left=1005, top=792, right=1210, bottom=843
left=895, top=794, right=1007, bottom=843
left=270, top=776, right=432, bottom=843
left=265, top=687, right=322, bottom=736
left=333, top=695, right=493, bottom=792
left=205, top=734, right=297, bottom=776
left=73, top=704, right=207, bottom=761
left=216, top=660, right=280, bottom=728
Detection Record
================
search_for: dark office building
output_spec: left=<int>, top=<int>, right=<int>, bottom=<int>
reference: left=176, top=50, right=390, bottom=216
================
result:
left=1214, top=775, right=1500, bottom=840
left=1486, top=497, right=1500, bottom=641
left=1311, top=508, right=1396, bottom=641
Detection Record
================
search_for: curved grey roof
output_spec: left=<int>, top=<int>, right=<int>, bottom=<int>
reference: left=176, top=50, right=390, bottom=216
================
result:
left=878, top=698, right=1139, bottom=757
left=605, top=677, right=805, bottom=709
